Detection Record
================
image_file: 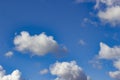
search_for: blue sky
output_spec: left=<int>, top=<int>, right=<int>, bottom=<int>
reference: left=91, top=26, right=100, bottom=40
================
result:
left=0, top=0, right=120, bottom=80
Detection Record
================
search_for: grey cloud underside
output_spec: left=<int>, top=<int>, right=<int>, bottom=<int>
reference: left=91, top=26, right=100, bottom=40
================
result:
left=50, top=61, right=88, bottom=80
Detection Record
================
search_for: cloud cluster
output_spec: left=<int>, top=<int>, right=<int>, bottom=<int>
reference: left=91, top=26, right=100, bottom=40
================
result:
left=76, top=0, right=120, bottom=25
left=0, top=65, right=22, bottom=80
left=14, top=31, right=66, bottom=56
left=97, top=42, right=120, bottom=80
left=95, top=0, right=120, bottom=25
left=50, top=61, right=88, bottom=80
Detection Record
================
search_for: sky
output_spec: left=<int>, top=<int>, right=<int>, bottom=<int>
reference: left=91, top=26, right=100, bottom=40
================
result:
left=0, top=0, right=120, bottom=80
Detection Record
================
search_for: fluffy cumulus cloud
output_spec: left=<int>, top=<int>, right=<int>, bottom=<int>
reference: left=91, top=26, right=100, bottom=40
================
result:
left=98, top=6, right=120, bottom=25
left=50, top=61, right=88, bottom=80
left=76, top=0, right=120, bottom=25
left=97, top=42, right=120, bottom=80
left=98, top=42, right=120, bottom=59
left=14, top=31, right=67, bottom=56
left=95, top=0, right=120, bottom=25
left=0, top=65, right=22, bottom=80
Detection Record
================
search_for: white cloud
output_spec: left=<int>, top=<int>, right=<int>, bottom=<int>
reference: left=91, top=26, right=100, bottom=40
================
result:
left=40, top=69, right=48, bottom=75
left=95, top=0, right=120, bottom=25
left=95, top=0, right=120, bottom=9
left=78, top=0, right=120, bottom=25
left=109, top=71, right=120, bottom=80
left=98, top=42, right=120, bottom=59
left=87, top=76, right=91, bottom=80
left=14, top=31, right=67, bottom=56
left=109, top=60, right=120, bottom=80
left=50, top=61, right=88, bottom=80
left=79, top=39, right=86, bottom=46
left=98, top=6, right=120, bottom=25
left=109, top=60, right=120, bottom=79
left=97, top=42, right=120, bottom=80
left=95, top=0, right=115, bottom=8
left=0, top=65, right=22, bottom=80
left=113, top=60, right=120, bottom=70
left=5, top=51, right=13, bottom=58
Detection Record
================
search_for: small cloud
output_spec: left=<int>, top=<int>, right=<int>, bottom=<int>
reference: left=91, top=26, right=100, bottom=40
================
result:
left=81, top=18, right=98, bottom=27
left=95, top=0, right=120, bottom=26
left=87, top=76, right=91, bottom=80
left=40, top=69, right=49, bottom=75
left=98, top=42, right=120, bottom=59
left=79, top=39, right=86, bottom=46
left=5, top=51, right=13, bottom=58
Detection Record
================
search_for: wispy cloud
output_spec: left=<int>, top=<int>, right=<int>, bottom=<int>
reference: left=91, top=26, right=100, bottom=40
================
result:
left=4, top=51, right=13, bottom=58
left=89, top=56, right=102, bottom=69
left=79, top=39, right=86, bottom=46
left=40, top=69, right=49, bottom=75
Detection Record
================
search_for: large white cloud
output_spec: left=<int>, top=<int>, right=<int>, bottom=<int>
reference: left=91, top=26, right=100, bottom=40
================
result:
left=14, top=31, right=67, bottom=56
left=98, top=42, right=120, bottom=59
left=50, top=61, right=87, bottom=80
left=95, top=0, right=120, bottom=25
left=97, top=42, right=120, bottom=80
left=0, top=65, right=22, bottom=80
left=98, top=6, right=120, bottom=25
left=76, top=0, right=120, bottom=25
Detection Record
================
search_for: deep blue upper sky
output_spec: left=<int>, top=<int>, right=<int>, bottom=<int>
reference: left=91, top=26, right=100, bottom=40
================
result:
left=0, top=0, right=120, bottom=80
